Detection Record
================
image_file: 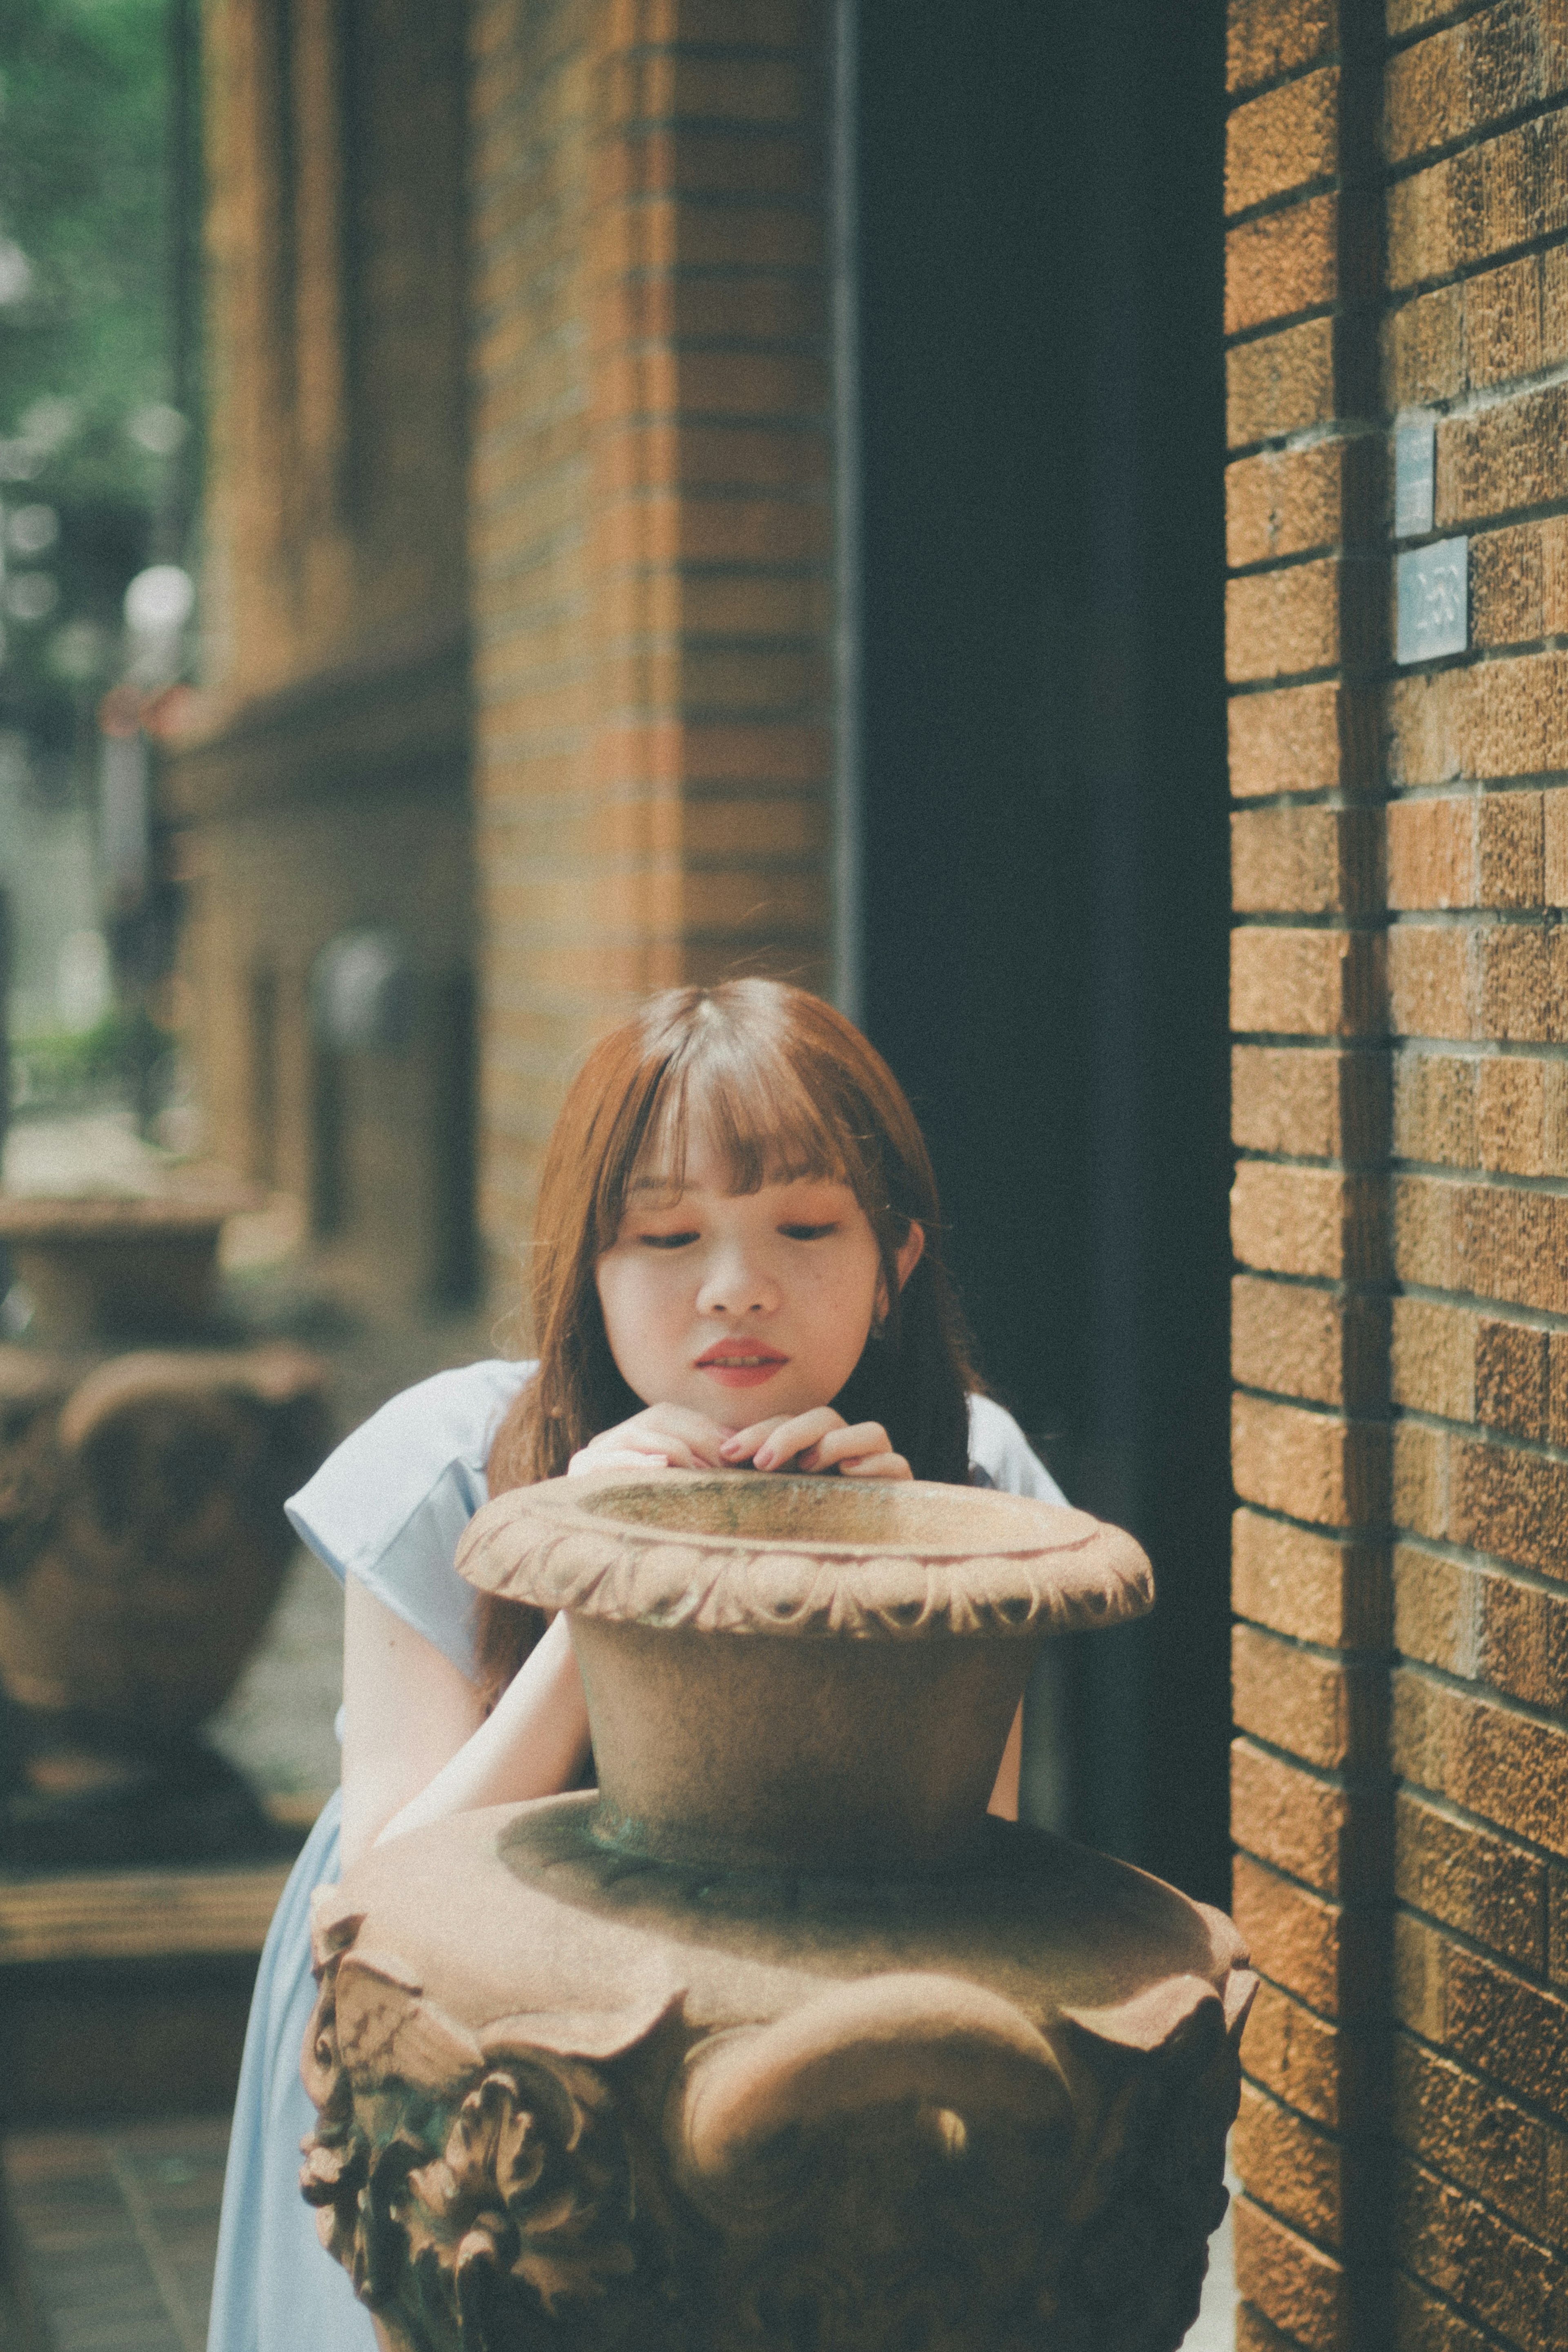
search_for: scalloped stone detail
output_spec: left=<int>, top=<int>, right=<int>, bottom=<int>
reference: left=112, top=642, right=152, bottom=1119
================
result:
left=455, top=1467, right=1153, bottom=1641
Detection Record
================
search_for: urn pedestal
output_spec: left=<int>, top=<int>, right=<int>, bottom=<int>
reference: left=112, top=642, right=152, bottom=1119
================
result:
left=303, top=1471, right=1254, bottom=2352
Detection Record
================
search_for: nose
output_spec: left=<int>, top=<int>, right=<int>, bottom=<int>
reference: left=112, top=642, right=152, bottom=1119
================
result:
left=696, top=1240, right=778, bottom=1317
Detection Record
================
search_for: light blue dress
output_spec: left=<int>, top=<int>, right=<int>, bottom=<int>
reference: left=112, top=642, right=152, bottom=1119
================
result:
left=205, top=1364, right=1065, bottom=2352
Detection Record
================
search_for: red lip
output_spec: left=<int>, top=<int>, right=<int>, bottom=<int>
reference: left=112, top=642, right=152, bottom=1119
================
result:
left=696, top=1340, right=788, bottom=1389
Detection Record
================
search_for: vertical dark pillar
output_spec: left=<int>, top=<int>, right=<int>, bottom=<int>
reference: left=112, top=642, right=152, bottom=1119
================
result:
left=855, top=0, right=1231, bottom=1901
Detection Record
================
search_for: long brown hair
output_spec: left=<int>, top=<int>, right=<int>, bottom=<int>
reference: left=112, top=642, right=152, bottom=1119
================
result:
left=479, top=980, right=981, bottom=1694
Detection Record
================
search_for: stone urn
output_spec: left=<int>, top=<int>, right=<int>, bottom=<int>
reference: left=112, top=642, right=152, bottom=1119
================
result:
left=0, top=1177, right=331, bottom=1863
left=301, top=1469, right=1254, bottom=2352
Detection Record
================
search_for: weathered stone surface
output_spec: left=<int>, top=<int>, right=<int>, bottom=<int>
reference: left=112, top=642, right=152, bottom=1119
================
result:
left=303, top=1470, right=1250, bottom=2350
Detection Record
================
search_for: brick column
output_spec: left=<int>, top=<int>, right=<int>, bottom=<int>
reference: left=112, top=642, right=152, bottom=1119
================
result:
left=1381, top=6, right=1568, bottom=2347
left=1225, top=7, right=1393, bottom=2348
left=469, top=0, right=834, bottom=1289
left=1228, top=5, right=1568, bottom=2349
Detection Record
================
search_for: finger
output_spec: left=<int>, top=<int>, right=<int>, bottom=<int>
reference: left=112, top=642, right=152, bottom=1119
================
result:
left=569, top=1447, right=670, bottom=1475
left=638, top=1407, right=731, bottom=1465
left=837, top=1453, right=913, bottom=1480
left=753, top=1407, right=842, bottom=1471
left=719, top=1416, right=791, bottom=1462
left=808, top=1421, right=892, bottom=1469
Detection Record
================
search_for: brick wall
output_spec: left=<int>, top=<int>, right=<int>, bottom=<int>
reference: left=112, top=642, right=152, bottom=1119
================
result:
left=468, top=0, right=835, bottom=1294
left=161, top=0, right=475, bottom=1306
left=1227, top=5, right=1568, bottom=2348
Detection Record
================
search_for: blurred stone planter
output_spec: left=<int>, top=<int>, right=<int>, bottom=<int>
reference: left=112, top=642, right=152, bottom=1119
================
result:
left=0, top=1183, right=330, bottom=1864
left=0, top=1187, right=245, bottom=1344
left=301, top=1469, right=1254, bottom=2352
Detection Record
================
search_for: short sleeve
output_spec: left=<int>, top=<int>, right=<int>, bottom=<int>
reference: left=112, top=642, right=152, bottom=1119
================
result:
left=285, top=1358, right=535, bottom=1683
left=965, top=1393, right=1068, bottom=1505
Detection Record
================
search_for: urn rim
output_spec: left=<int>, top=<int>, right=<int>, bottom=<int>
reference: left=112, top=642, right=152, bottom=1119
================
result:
left=455, top=1465, right=1154, bottom=1639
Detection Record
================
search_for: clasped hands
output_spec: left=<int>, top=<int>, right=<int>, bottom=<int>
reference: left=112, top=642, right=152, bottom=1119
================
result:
left=568, top=1403, right=912, bottom=1481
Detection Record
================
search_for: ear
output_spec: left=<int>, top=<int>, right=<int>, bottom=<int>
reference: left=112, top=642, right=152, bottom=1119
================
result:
left=894, top=1220, right=926, bottom=1291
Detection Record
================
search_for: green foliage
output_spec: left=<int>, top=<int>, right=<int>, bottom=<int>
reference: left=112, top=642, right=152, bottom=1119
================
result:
left=0, top=0, right=172, bottom=506
left=9, top=1003, right=171, bottom=1107
left=0, top=0, right=182, bottom=736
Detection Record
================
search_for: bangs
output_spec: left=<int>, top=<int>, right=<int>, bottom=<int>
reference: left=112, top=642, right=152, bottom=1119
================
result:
left=594, top=1007, right=884, bottom=1245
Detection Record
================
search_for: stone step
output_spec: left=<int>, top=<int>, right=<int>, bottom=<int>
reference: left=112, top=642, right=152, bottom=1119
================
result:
left=0, top=1859, right=292, bottom=2130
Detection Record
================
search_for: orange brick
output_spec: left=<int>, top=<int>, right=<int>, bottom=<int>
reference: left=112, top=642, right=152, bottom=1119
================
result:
left=1227, top=66, right=1340, bottom=217
left=1394, top=1782, right=1547, bottom=1972
left=1229, top=679, right=1374, bottom=798
left=1233, top=1509, right=1391, bottom=1650
left=1228, top=0, right=1338, bottom=98
left=1552, top=1863, right=1568, bottom=1987
left=1388, top=117, right=1568, bottom=293
left=1232, top=1162, right=1388, bottom=1282
left=1394, top=1420, right=1448, bottom=1543
left=1227, top=440, right=1348, bottom=566
left=1388, top=923, right=1474, bottom=1042
left=1227, top=557, right=1348, bottom=682
left=1388, top=800, right=1476, bottom=913
left=1242, top=1975, right=1379, bottom=2134
left=1236, top=2300, right=1311, bottom=2352
left=1479, top=924, right=1568, bottom=1043
left=1385, top=793, right=1544, bottom=913
left=1234, top=1392, right=1388, bottom=1527
left=1391, top=1297, right=1477, bottom=1422
left=1392, top=2268, right=1496, bottom=2352
left=1233, top=1736, right=1388, bottom=1898
left=1233, top=1625, right=1387, bottom=1773
left=1234, top=2194, right=1348, bottom=2352
left=1388, top=651, right=1568, bottom=787
left=1470, top=515, right=1568, bottom=647
left=1385, top=242, right=1568, bottom=406
left=1234, top=1853, right=1371, bottom=2017
left=1396, top=1173, right=1568, bottom=1311
left=1476, top=1313, right=1550, bottom=1439
left=1228, top=315, right=1337, bottom=447
left=1393, top=1049, right=1478, bottom=1167
left=1394, top=2033, right=1566, bottom=2253
left=1550, top=1331, right=1568, bottom=1447
left=1227, top=194, right=1339, bottom=337
left=1233, top=1045, right=1390, bottom=1160
left=1393, top=2154, right=1567, bottom=2352
left=1233, top=805, right=1382, bottom=914
left=1394, top=1670, right=1568, bottom=1858
left=1540, top=784, right=1568, bottom=905
left=1385, top=5, right=1568, bottom=170
left=1233, top=927, right=1386, bottom=1038
left=1450, top=1431, right=1568, bottom=1578
left=1395, top=1911, right=1568, bottom=2124
left=1234, top=2080, right=1344, bottom=2249
left=1233, top=1274, right=1388, bottom=1412
left=1440, top=383, right=1568, bottom=528
left=1477, top=1054, right=1564, bottom=1176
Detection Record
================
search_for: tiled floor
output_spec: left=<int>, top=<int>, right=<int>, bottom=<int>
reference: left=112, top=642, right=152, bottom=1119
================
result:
left=2, top=2118, right=229, bottom=2352
left=2, top=2112, right=1237, bottom=2352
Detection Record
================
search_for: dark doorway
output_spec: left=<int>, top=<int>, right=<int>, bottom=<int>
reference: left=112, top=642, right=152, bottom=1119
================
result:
left=854, top=0, right=1232, bottom=1902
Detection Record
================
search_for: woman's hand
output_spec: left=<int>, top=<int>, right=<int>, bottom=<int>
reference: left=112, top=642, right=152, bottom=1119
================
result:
left=568, top=1402, right=732, bottom=1474
left=720, top=1407, right=913, bottom=1480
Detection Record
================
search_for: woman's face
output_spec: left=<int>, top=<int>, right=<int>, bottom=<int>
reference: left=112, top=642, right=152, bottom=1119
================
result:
left=595, top=1133, right=922, bottom=1431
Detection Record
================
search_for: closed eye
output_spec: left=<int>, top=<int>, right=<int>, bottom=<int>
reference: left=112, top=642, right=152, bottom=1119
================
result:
left=779, top=1222, right=839, bottom=1241
left=638, top=1230, right=700, bottom=1250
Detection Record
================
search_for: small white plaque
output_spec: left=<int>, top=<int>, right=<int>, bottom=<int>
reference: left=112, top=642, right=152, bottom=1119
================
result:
left=1394, top=422, right=1436, bottom=539
left=1396, top=537, right=1468, bottom=664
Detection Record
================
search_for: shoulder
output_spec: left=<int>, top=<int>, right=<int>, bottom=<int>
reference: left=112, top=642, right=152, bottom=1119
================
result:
left=964, top=1393, right=1067, bottom=1505
left=285, top=1358, right=536, bottom=1583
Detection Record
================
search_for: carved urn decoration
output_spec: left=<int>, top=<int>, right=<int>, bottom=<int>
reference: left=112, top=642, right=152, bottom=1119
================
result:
left=302, top=1469, right=1254, bottom=2352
